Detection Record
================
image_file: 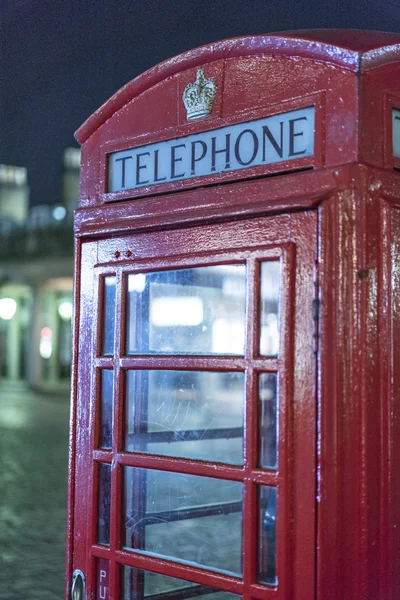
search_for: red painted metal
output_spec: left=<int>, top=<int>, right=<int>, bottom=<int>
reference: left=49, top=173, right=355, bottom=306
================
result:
left=68, top=29, right=400, bottom=600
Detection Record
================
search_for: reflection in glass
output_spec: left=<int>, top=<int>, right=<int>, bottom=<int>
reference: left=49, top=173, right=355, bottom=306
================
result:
left=100, top=370, right=113, bottom=449
left=126, top=265, right=246, bottom=355
left=260, top=262, right=280, bottom=356
left=97, top=462, right=111, bottom=545
left=125, top=370, right=244, bottom=464
left=259, top=374, right=278, bottom=469
left=102, top=276, right=116, bottom=356
left=121, top=566, right=241, bottom=600
left=258, top=486, right=277, bottom=585
left=123, top=467, right=243, bottom=575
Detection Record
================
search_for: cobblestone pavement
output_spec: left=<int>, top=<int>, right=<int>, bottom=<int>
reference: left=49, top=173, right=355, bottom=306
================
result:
left=0, top=382, right=70, bottom=600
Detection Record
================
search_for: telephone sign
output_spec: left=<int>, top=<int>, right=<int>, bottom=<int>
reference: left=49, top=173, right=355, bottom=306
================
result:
left=68, top=30, right=400, bottom=600
left=107, top=106, right=315, bottom=192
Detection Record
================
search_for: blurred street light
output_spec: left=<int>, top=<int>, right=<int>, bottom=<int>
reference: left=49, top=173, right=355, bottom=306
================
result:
left=0, top=297, right=17, bottom=320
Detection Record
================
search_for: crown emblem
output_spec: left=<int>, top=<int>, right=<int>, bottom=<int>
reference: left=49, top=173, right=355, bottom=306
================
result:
left=182, top=68, right=217, bottom=121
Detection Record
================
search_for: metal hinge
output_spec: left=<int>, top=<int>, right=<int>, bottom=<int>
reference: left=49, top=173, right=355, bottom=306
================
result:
left=312, top=297, right=320, bottom=321
left=312, top=262, right=320, bottom=355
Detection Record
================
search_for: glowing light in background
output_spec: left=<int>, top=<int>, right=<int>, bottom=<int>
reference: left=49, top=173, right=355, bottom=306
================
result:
left=52, top=206, right=67, bottom=221
left=212, top=319, right=245, bottom=354
left=260, top=313, right=279, bottom=356
left=151, top=297, right=204, bottom=327
left=128, top=274, right=146, bottom=293
left=40, top=326, right=53, bottom=359
left=0, top=298, right=17, bottom=320
left=58, top=301, right=73, bottom=320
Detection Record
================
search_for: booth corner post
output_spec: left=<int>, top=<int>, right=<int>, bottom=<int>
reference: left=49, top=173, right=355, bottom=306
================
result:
left=66, top=30, right=400, bottom=600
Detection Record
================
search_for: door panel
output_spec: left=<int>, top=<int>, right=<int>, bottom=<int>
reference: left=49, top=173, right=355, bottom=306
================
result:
left=70, top=211, right=317, bottom=600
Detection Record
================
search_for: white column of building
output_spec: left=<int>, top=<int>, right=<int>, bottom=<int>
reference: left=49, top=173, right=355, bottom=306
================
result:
left=7, top=301, right=21, bottom=380
left=28, top=284, right=44, bottom=390
left=47, top=288, right=60, bottom=385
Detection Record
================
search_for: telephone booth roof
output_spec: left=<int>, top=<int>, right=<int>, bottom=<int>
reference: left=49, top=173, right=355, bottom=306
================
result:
left=76, top=29, right=400, bottom=145
left=74, top=28, right=400, bottom=230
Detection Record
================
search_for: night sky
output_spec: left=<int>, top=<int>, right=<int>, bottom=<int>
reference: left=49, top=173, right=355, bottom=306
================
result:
left=1, top=0, right=400, bottom=206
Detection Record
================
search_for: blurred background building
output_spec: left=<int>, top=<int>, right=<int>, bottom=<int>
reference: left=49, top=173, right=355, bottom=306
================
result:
left=0, top=148, right=79, bottom=392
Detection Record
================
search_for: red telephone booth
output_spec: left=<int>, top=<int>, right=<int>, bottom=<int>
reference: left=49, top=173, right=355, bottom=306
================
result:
left=67, top=30, right=400, bottom=600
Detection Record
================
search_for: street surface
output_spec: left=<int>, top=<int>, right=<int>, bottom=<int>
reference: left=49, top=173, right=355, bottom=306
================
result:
left=0, top=382, right=69, bottom=600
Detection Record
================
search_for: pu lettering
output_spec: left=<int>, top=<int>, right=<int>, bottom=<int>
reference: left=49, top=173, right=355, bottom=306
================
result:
left=100, top=586, right=107, bottom=599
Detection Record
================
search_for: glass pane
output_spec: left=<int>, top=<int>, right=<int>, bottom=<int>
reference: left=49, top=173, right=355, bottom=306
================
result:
left=126, top=265, right=246, bottom=355
left=260, top=262, right=280, bottom=356
left=102, top=276, right=116, bottom=355
left=258, top=486, right=277, bottom=586
left=123, top=467, right=243, bottom=575
left=97, top=462, right=111, bottom=545
left=100, top=370, right=113, bottom=449
left=96, top=559, right=110, bottom=600
left=259, top=373, right=278, bottom=469
left=125, top=370, right=244, bottom=464
left=121, top=566, right=241, bottom=600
